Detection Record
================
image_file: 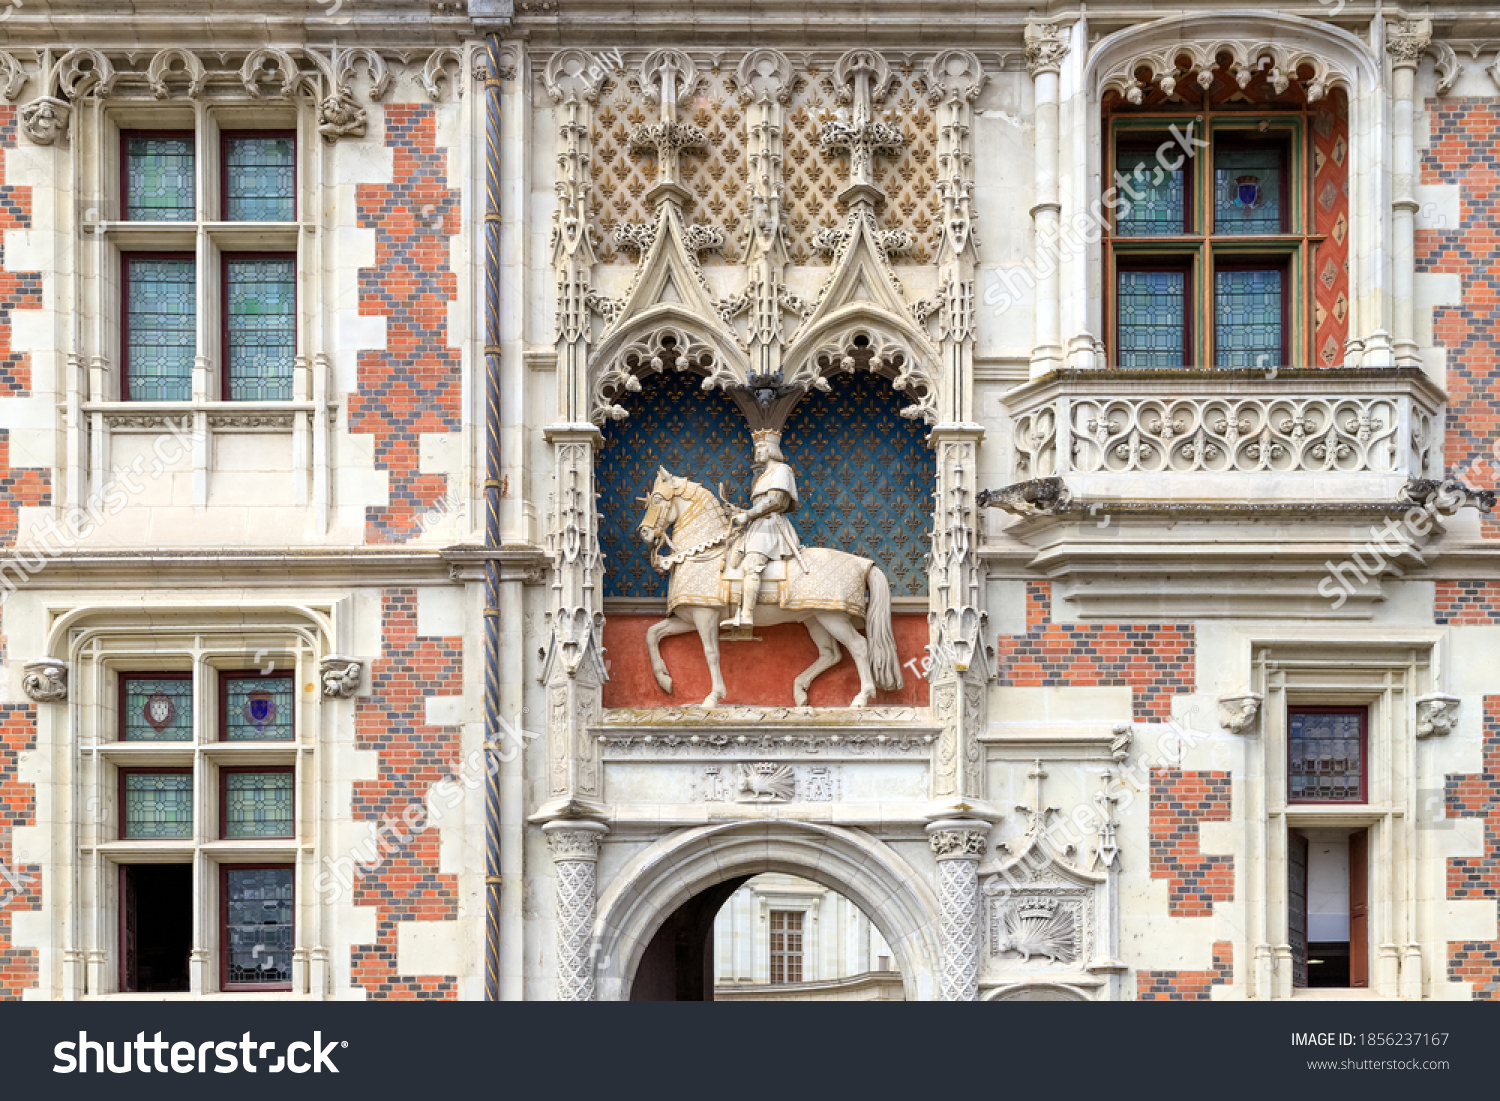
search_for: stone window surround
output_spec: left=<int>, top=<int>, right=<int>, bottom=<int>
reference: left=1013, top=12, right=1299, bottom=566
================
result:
left=1238, top=629, right=1445, bottom=1001
left=66, top=96, right=337, bottom=516
left=39, top=604, right=354, bottom=1000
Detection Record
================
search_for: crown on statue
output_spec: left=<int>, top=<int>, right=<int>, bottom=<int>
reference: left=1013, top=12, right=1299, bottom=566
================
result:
left=751, top=428, right=782, bottom=444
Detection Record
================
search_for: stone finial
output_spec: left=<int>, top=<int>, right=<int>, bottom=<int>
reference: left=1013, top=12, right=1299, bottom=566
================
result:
left=21, top=659, right=68, bottom=703
left=1218, top=693, right=1263, bottom=735
left=319, top=655, right=364, bottom=699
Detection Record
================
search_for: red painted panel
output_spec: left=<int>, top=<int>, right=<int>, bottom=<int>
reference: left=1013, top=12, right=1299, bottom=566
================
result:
left=601, top=612, right=931, bottom=709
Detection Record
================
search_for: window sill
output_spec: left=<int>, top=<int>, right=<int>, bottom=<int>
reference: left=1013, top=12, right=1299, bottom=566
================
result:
left=85, top=400, right=334, bottom=433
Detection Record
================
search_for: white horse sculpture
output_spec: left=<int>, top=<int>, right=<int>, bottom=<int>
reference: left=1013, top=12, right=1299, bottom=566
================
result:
left=636, top=467, right=904, bottom=708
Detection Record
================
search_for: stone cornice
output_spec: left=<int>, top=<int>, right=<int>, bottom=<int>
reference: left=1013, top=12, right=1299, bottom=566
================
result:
left=0, top=548, right=471, bottom=589
left=0, top=7, right=489, bottom=49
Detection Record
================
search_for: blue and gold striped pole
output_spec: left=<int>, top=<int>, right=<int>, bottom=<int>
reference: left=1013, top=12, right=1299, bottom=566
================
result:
left=483, top=34, right=505, bottom=1003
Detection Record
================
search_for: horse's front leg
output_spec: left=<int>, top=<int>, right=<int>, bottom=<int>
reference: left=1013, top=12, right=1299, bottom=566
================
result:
left=645, top=612, right=698, bottom=695
left=691, top=606, right=727, bottom=707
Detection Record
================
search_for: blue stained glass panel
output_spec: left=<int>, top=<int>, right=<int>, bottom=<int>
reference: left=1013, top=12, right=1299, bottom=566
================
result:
left=1113, top=151, right=1185, bottom=236
left=225, top=136, right=296, bottom=221
left=224, top=675, right=295, bottom=741
left=781, top=372, right=934, bottom=598
left=1214, top=147, right=1284, bottom=235
left=1116, top=270, right=1186, bottom=368
left=224, top=772, right=294, bottom=838
left=123, top=676, right=193, bottom=741
left=125, top=136, right=195, bottom=222
left=1215, top=268, right=1283, bottom=367
left=126, top=258, right=196, bottom=401
left=226, top=258, right=295, bottom=401
left=598, top=370, right=751, bottom=599
left=123, top=773, right=193, bottom=839
left=224, top=867, right=293, bottom=985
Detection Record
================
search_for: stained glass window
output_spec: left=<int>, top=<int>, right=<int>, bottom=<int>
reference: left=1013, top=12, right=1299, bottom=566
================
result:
left=225, top=257, right=296, bottom=401
left=224, top=135, right=296, bottom=221
left=1289, top=709, right=1364, bottom=802
left=223, top=867, right=294, bottom=987
left=124, top=134, right=195, bottom=222
left=223, top=772, right=294, bottom=838
left=122, top=676, right=193, bottom=741
left=125, top=257, right=196, bottom=401
left=1215, top=268, right=1283, bottom=367
left=1116, top=270, right=1186, bottom=368
left=1214, top=146, right=1284, bottom=235
left=781, top=371, right=934, bottom=598
left=223, top=674, right=295, bottom=741
left=1114, top=150, right=1185, bottom=236
left=122, top=772, right=193, bottom=839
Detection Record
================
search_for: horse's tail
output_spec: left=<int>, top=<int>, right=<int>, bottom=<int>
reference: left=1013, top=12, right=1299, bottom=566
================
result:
left=865, top=566, right=903, bottom=691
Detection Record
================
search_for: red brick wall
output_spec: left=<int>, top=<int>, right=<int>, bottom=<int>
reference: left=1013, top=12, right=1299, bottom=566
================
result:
left=1446, top=696, right=1500, bottom=999
left=0, top=104, right=43, bottom=1001
left=1137, top=941, right=1233, bottom=1001
left=1435, top=581, right=1500, bottom=625
left=994, top=582, right=1195, bottom=721
left=0, top=702, right=40, bottom=999
left=1150, top=768, right=1233, bottom=917
left=350, top=589, right=463, bottom=999
left=0, top=105, right=47, bottom=545
left=350, top=105, right=462, bottom=545
left=1418, top=99, right=1500, bottom=540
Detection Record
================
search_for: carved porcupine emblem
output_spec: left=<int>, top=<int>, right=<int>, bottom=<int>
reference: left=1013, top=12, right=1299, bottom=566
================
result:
left=994, top=898, right=1078, bottom=964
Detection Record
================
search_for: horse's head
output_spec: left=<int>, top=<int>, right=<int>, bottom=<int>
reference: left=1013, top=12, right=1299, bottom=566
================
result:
left=637, top=466, right=689, bottom=550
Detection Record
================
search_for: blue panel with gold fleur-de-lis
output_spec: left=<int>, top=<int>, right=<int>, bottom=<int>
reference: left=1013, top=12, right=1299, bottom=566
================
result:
left=781, top=371, right=933, bottom=598
left=598, top=370, right=752, bottom=599
left=597, top=367, right=933, bottom=600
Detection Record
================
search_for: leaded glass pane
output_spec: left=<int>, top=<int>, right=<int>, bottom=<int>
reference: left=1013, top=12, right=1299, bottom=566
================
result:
left=226, top=258, right=295, bottom=401
left=223, top=675, right=295, bottom=741
left=224, top=772, right=294, bottom=838
left=1116, top=270, right=1185, bottom=368
left=1214, top=147, right=1284, bottom=235
left=1289, top=711, right=1363, bottom=802
left=225, top=868, right=293, bottom=986
left=225, top=137, right=295, bottom=221
left=126, top=258, right=195, bottom=401
left=1114, top=151, right=1185, bottom=236
left=123, top=773, right=193, bottom=839
left=122, top=677, right=193, bottom=741
left=125, top=135, right=195, bottom=222
left=1215, top=268, right=1283, bottom=368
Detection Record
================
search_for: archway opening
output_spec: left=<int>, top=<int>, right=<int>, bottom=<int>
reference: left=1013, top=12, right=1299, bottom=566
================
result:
left=628, top=872, right=904, bottom=1001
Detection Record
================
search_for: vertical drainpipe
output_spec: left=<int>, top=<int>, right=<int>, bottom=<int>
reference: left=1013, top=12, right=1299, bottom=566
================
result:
left=483, top=34, right=505, bottom=1003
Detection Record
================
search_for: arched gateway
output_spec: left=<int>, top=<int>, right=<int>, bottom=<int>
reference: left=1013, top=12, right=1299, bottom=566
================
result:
left=593, top=822, right=944, bottom=1001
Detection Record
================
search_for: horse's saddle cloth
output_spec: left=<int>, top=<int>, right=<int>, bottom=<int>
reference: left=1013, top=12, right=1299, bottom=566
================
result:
left=720, top=558, right=789, bottom=606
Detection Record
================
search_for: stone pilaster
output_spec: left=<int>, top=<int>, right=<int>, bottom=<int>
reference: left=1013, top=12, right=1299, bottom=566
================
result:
left=545, top=820, right=609, bottom=1001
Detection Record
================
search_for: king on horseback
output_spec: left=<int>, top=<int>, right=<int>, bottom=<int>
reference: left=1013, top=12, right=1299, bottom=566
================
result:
left=724, top=428, right=805, bottom=633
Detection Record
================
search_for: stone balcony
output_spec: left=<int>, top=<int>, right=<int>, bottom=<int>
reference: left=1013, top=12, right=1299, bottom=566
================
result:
left=1001, top=367, right=1444, bottom=503
left=984, top=368, right=1458, bottom=621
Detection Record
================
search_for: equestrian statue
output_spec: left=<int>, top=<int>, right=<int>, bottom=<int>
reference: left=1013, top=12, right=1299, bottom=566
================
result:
left=635, top=429, right=904, bottom=708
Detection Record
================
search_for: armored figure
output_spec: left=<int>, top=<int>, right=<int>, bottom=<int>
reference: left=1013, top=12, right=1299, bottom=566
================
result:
left=724, top=429, right=803, bottom=631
